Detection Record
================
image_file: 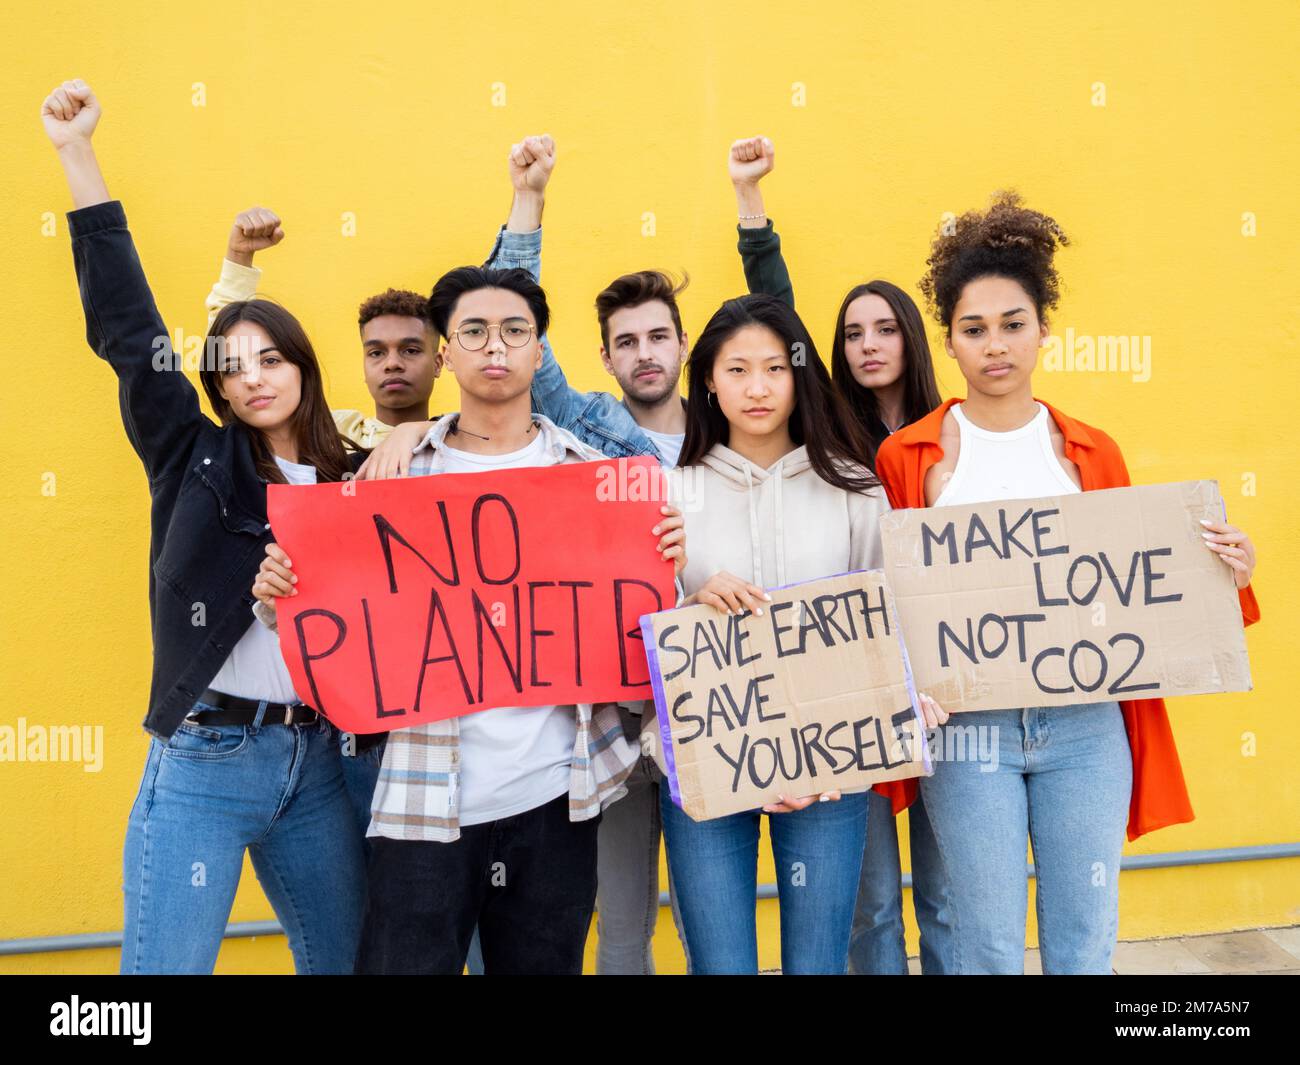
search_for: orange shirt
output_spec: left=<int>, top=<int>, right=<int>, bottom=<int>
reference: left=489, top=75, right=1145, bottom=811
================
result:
left=873, top=397, right=1261, bottom=840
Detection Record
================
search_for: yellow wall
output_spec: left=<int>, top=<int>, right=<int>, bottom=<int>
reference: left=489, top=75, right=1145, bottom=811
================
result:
left=0, top=0, right=1295, bottom=973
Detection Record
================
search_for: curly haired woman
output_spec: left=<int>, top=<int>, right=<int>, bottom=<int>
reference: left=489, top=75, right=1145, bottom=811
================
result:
left=872, top=192, right=1261, bottom=974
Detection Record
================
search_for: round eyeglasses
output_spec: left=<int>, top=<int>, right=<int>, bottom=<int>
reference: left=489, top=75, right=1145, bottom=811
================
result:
left=450, top=318, right=537, bottom=351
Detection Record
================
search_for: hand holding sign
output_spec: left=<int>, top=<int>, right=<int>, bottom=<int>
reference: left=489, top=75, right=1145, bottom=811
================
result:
left=1199, top=518, right=1257, bottom=587
left=688, top=571, right=772, bottom=616
left=265, top=456, right=677, bottom=734
left=762, top=791, right=839, bottom=813
left=253, top=543, right=296, bottom=605
left=653, top=505, right=687, bottom=577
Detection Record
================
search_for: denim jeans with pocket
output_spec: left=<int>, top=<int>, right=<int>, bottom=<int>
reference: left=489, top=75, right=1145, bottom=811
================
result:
left=919, top=700, right=1132, bottom=974
left=660, top=787, right=869, bottom=974
left=121, top=703, right=367, bottom=974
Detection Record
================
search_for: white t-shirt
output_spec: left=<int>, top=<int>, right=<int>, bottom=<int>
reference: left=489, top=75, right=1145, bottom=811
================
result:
left=437, top=431, right=578, bottom=826
left=640, top=426, right=685, bottom=468
left=934, top=402, right=1081, bottom=507
left=208, top=455, right=316, bottom=703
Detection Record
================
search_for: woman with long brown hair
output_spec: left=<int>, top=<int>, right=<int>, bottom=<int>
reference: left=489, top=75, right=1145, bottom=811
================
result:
left=43, top=79, right=368, bottom=974
left=646, top=292, right=947, bottom=974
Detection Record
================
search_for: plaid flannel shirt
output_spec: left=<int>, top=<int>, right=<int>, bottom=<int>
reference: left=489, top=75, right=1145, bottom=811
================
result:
left=365, top=412, right=639, bottom=841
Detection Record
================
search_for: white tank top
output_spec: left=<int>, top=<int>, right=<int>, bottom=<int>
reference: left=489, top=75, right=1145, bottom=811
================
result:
left=934, top=402, right=1080, bottom=507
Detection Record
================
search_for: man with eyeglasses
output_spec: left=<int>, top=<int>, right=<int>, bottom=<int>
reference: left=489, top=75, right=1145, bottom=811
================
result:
left=345, top=254, right=685, bottom=975
left=361, top=136, right=692, bottom=974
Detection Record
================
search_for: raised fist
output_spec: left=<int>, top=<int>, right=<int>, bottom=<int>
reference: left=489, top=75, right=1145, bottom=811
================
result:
left=509, top=135, right=556, bottom=193
left=228, top=207, right=285, bottom=258
left=728, top=136, right=775, bottom=186
left=41, top=79, right=100, bottom=150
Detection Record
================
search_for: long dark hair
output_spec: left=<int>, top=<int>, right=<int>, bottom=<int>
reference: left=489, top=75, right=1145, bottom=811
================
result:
left=829, top=280, right=942, bottom=461
left=680, top=293, right=878, bottom=493
left=201, top=300, right=358, bottom=484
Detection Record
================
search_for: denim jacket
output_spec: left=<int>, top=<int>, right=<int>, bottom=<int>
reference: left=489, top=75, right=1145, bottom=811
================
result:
left=480, top=225, right=660, bottom=461
left=68, top=201, right=362, bottom=741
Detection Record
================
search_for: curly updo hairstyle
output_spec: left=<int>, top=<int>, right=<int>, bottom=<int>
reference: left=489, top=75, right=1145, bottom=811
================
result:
left=920, top=191, right=1070, bottom=330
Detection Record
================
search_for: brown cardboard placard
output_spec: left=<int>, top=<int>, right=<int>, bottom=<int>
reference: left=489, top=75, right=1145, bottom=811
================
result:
left=641, top=571, right=928, bottom=822
left=879, top=481, right=1251, bottom=712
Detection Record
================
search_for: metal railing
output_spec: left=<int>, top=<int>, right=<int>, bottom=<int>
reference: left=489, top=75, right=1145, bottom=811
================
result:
left=1, top=841, right=1296, bottom=957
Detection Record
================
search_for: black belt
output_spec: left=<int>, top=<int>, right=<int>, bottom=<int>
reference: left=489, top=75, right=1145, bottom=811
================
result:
left=189, top=688, right=320, bottom=727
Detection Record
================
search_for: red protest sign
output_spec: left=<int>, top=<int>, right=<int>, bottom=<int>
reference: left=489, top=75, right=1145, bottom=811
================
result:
left=267, top=456, right=674, bottom=734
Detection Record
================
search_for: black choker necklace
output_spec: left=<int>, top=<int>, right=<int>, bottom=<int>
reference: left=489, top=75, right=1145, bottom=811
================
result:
left=451, top=417, right=538, bottom=443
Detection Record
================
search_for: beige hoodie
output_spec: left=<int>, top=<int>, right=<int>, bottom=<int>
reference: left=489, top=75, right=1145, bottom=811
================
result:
left=641, top=442, right=892, bottom=772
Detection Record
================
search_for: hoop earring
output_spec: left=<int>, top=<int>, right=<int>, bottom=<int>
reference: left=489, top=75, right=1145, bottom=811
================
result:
left=706, top=391, right=714, bottom=407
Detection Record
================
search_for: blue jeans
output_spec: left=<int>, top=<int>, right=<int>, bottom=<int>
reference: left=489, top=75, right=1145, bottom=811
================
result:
left=339, top=735, right=385, bottom=844
left=920, top=701, right=1132, bottom=974
left=121, top=704, right=367, bottom=974
left=660, top=787, right=869, bottom=974
left=848, top=788, right=954, bottom=974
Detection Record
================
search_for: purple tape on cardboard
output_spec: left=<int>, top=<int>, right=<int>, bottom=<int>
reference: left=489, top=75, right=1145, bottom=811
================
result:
left=638, top=612, right=682, bottom=807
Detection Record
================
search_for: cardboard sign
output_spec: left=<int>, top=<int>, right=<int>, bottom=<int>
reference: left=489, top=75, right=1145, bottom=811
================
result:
left=879, top=481, right=1251, bottom=711
left=267, top=456, right=677, bottom=734
left=641, top=571, right=928, bottom=821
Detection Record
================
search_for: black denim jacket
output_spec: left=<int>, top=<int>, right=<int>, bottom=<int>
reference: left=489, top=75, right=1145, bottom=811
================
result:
left=70, top=200, right=361, bottom=740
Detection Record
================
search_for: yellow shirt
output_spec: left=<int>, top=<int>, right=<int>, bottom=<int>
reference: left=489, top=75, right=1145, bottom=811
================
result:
left=330, top=408, right=393, bottom=448
left=204, top=258, right=393, bottom=449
